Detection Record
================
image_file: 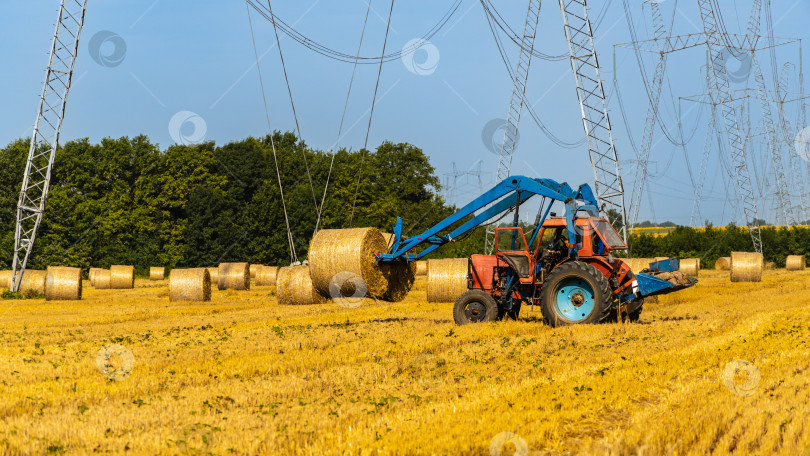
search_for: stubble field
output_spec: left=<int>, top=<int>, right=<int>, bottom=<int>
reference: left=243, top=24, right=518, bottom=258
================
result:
left=1, top=269, right=810, bottom=455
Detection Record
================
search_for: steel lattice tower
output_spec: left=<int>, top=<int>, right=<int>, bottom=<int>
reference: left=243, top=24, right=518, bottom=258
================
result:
left=698, top=0, right=763, bottom=252
left=10, top=0, right=88, bottom=292
left=486, top=0, right=628, bottom=252
left=559, top=0, right=627, bottom=241
left=485, top=0, right=541, bottom=254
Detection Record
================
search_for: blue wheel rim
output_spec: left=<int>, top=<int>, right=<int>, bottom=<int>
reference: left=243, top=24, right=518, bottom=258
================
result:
left=553, top=277, right=595, bottom=322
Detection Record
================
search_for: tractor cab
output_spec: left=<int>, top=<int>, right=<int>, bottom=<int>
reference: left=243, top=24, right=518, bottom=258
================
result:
left=533, top=216, right=627, bottom=259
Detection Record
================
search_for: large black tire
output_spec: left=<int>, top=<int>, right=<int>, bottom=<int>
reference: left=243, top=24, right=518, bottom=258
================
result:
left=541, top=262, right=612, bottom=327
left=453, top=290, right=499, bottom=325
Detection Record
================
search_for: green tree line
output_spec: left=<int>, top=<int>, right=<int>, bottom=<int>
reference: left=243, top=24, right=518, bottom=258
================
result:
left=2, top=134, right=807, bottom=274
left=627, top=225, right=810, bottom=268
left=0, top=133, right=459, bottom=273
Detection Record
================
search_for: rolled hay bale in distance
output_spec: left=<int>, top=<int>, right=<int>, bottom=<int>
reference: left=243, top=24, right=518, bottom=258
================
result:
left=415, top=260, right=427, bottom=276
left=109, top=265, right=135, bottom=289
left=249, top=264, right=262, bottom=279
left=680, top=258, right=700, bottom=277
left=786, top=255, right=806, bottom=271
left=624, top=258, right=653, bottom=274
left=206, top=267, right=219, bottom=284
left=654, top=257, right=670, bottom=263
left=18, top=270, right=47, bottom=295
left=730, top=252, right=763, bottom=283
left=715, top=257, right=731, bottom=270
left=0, top=270, right=12, bottom=289
left=426, top=258, right=469, bottom=303
left=276, top=265, right=327, bottom=305
left=149, top=267, right=165, bottom=281
left=308, top=227, right=414, bottom=301
left=255, top=266, right=279, bottom=286
left=218, top=262, right=250, bottom=291
left=45, top=266, right=82, bottom=301
left=94, top=270, right=111, bottom=289
left=169, top=268, right=211, bottom=302
left=89, top=268, right=104, bottom=286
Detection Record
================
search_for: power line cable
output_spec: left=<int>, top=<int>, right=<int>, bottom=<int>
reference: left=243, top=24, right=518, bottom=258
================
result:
left=245, top=1, right=298, bottom=263
left=480, top=1, right=585, bottom=148
left=246, top=0, right=462, bottom=64
left=350, top=0, right=395, bottom=227
left=264, top=0, right=320, bottom=215
left=313, top=0, right=374, bottom=235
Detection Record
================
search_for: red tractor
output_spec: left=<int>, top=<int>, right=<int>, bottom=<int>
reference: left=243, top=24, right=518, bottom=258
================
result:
left=459, top=216, right=639, bottom=326
left=378, top=176, right=696, bottom=327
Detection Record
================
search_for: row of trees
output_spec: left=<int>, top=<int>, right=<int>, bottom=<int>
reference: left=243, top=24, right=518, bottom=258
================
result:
left=627, top=225, right=810, bottom=268
left=1, top=133, right=805, bottom=273
left=0, top=134, right=455, bottom=272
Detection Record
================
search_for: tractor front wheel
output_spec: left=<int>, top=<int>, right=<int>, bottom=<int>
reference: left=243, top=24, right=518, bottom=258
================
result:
left=453, top=290, right=499, bottom=325
left=541, top=262, right=612, bottom=327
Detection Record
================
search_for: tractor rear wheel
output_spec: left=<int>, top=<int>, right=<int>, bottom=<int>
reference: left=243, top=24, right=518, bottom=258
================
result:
left=453, top=290, right=498, bottom=325
left=541, top=262, right=612, bottom=327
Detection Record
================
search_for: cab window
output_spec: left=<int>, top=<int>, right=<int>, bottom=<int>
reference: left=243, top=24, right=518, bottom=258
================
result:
left=592, top=219, right=626, bottom=248
left=542, top=227, right=568, bottom=250
left=496, top=228, right=527, bottom=252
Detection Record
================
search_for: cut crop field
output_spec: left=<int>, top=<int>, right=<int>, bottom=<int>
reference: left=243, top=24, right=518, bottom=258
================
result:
left=2, top=270, right=810, bottom=455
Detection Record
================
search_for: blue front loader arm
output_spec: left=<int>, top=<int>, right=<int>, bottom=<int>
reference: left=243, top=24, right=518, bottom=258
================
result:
left=379, top=175, right=599, bottom=263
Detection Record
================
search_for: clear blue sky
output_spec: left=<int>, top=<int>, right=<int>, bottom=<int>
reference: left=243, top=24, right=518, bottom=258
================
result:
left=2, top=0, right=809, bottom=226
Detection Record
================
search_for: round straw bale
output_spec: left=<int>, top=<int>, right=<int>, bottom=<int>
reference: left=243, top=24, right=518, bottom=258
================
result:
left=381, top=232, right=406, bottom=250
left=45, top=266, right=82, bottom=301
left=169, top=268, right=211, bottom=302
left=218, top=262, right=250, bottom=290
left=207, top=267, right=219, bottom=284
left=18, top=270, right=47, bottom=295
left=308, top=227, right=395, bottom=299
left=730, top=251, right=763, bottom=283
left=95, top=270, right=111, bottom=289
left=255, top=265, right=279, bottom=286
left=277, top=265, right=327, bottom=305
left=654, top=257, right=669, bottom=263
left=0, top=270, right=11, bottom=289
left=149, top=267, right=165, bottom=281
left=679, top=258, right=700, bottom=277
left=715, top=257, right=731, bottom=270
left=249, top=264, right=262, bottom=279
left=380, top=261, right=416, bottom=302
left=415, top=260, right=427, bottom=276
left=426, top=258, right=469, bottom=303
left=625, top=258, right=653, bottom=274
left=109, top=265, right=135, bottom=289
left=786, top=255, right=806, bottom=271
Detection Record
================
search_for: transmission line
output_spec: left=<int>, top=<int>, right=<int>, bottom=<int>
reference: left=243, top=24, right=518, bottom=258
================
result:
left=245, top=1, right=298, bottom=263
left=350, top=0, right=395, bottom=227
